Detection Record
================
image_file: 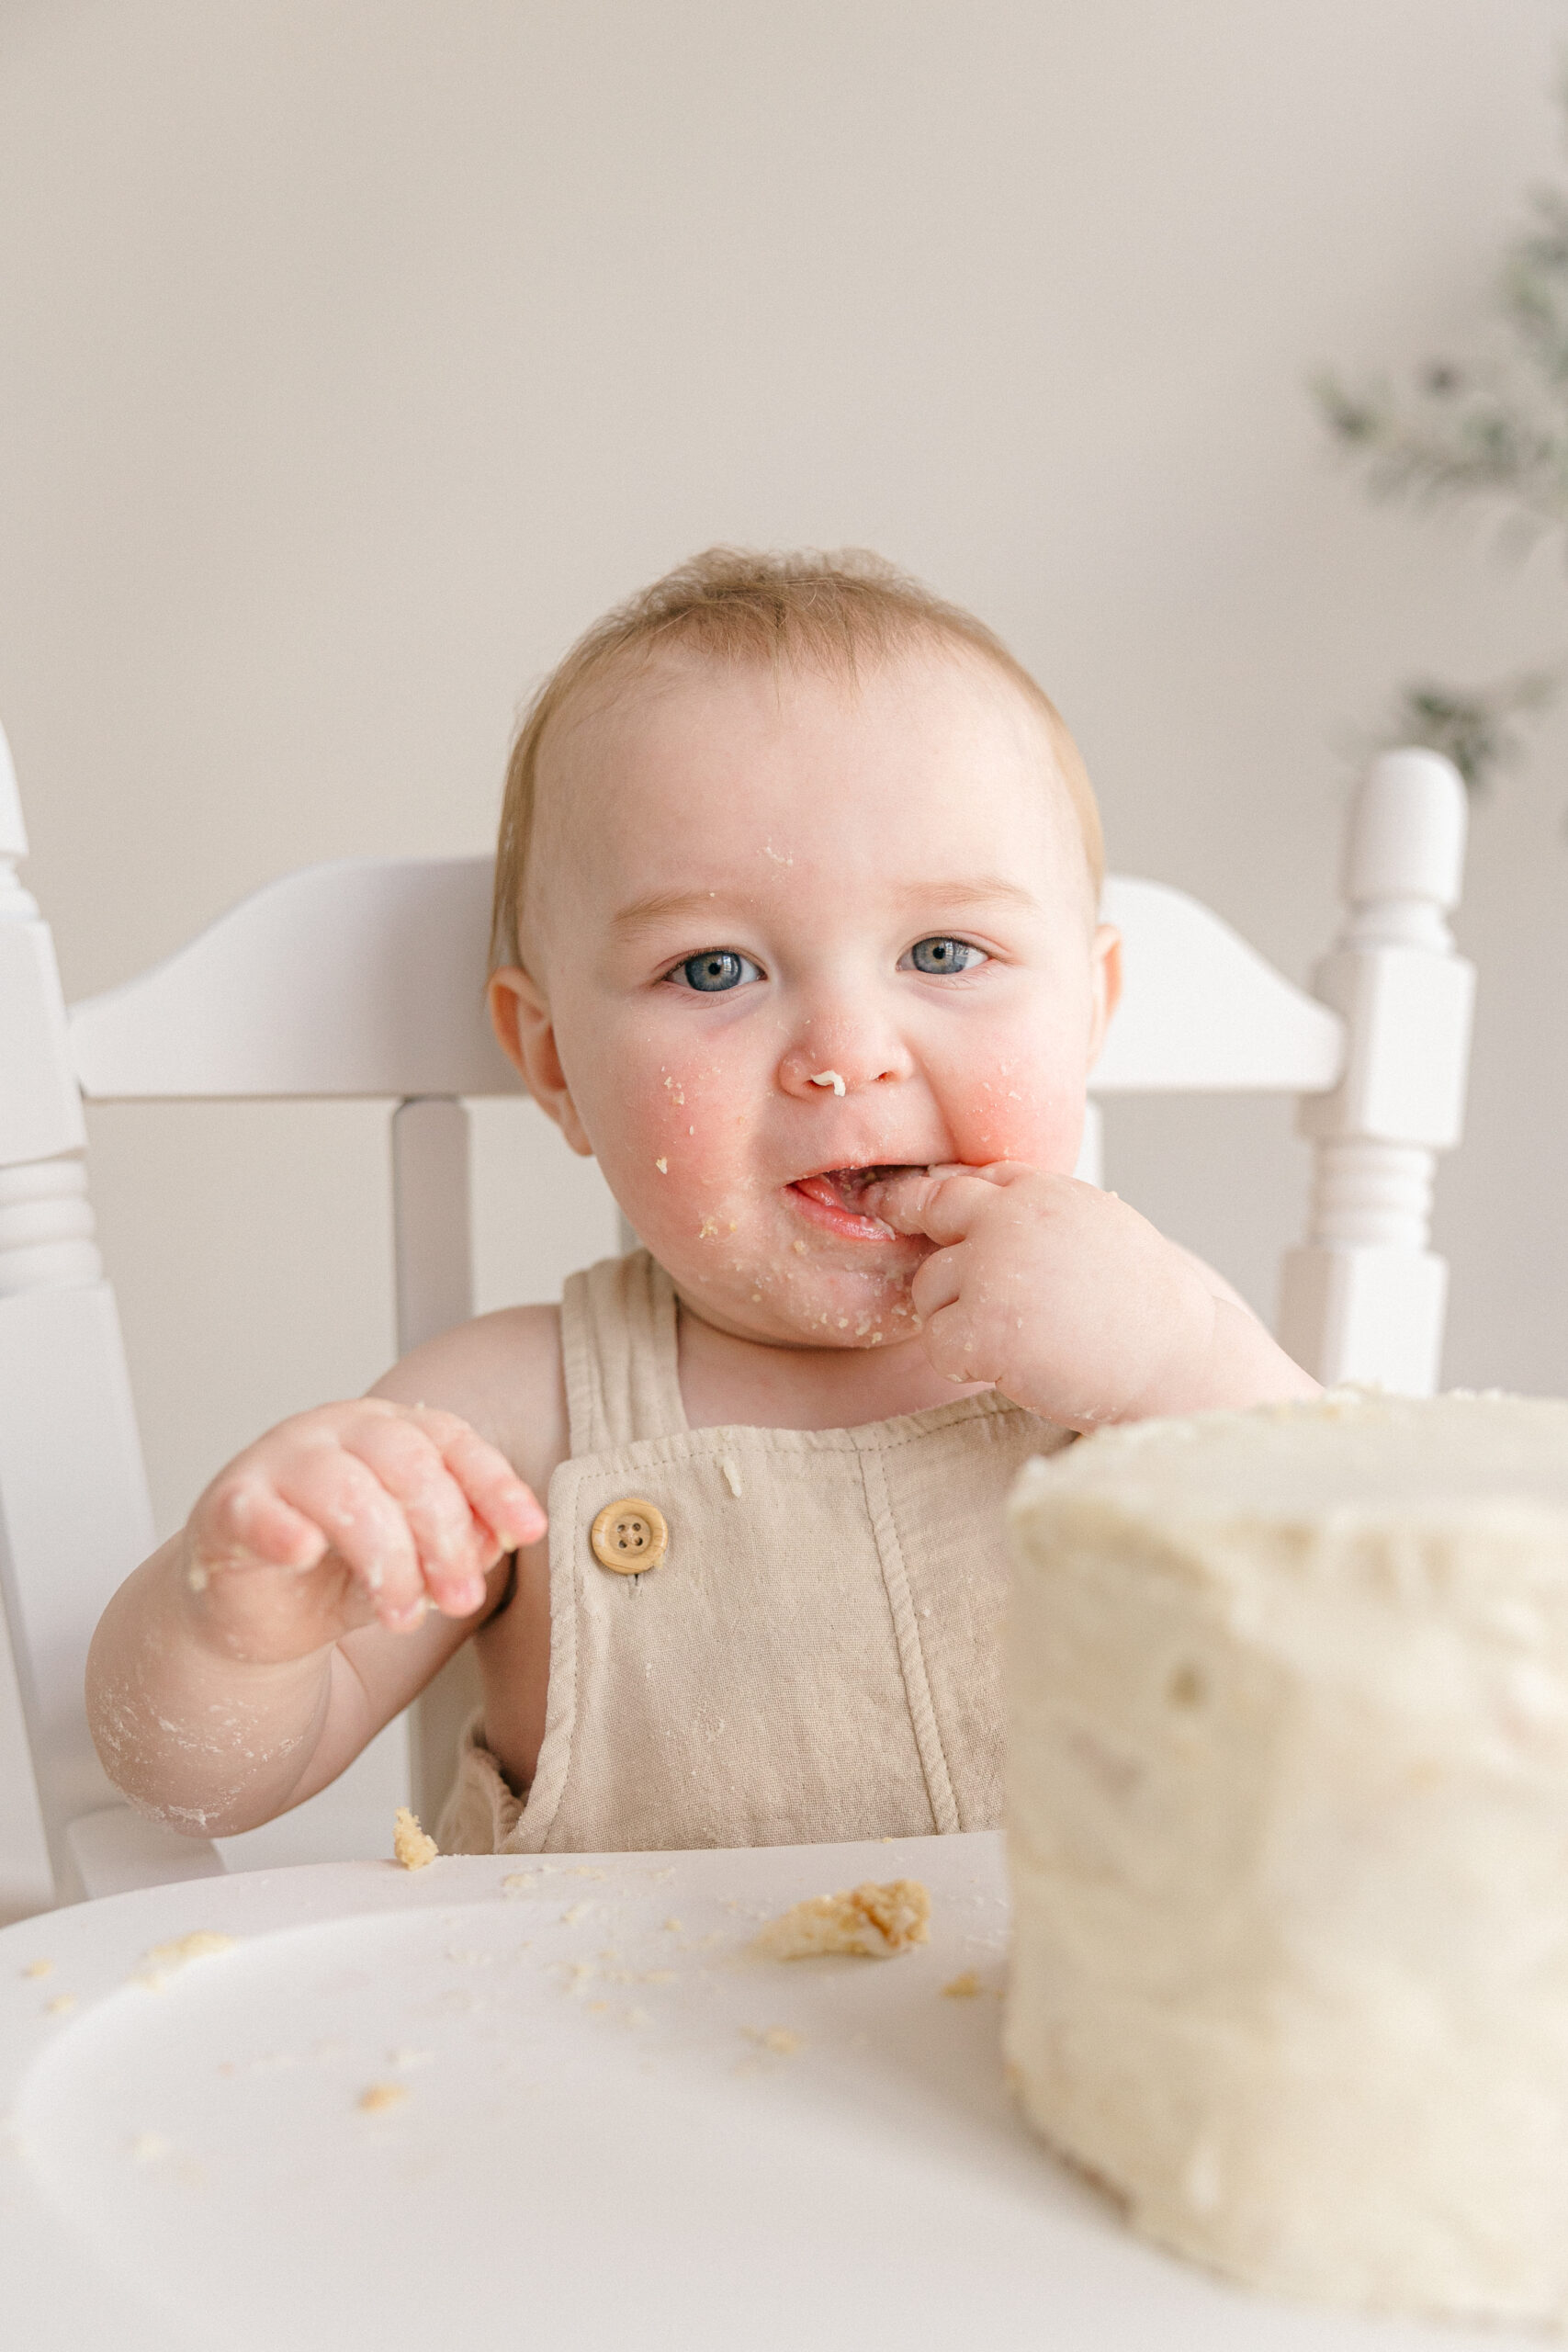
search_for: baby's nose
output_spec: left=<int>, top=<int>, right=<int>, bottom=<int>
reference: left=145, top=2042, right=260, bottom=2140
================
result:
left=777, top=1038, right=910, bottom=1098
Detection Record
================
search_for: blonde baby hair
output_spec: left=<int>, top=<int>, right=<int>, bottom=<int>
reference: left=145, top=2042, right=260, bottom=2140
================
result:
left=491, top=546, right=1103, bottom=972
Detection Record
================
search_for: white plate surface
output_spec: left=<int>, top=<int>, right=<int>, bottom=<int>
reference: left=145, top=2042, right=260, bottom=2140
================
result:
left=0, top=1832, right=1532, bottom=2352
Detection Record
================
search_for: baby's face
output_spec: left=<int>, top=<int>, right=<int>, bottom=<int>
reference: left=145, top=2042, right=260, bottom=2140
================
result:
left=496, top=646, right=1117, bottom=1350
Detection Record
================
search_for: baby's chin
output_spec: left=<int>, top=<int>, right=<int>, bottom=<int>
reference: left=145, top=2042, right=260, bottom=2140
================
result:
left=680, top=1275, right=923, bottom=1352
left=659, top=1214, right=927, bottom=1351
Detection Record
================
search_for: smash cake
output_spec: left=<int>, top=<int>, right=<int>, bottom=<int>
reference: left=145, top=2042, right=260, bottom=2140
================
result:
left=1004, top=1389, right=1568, bottom=2327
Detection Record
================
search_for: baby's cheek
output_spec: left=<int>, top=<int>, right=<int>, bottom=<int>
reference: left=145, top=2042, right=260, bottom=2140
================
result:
left=941, top=1057, right=1083, bottom=1174
left=597, top=1060, right=750, bottom=1236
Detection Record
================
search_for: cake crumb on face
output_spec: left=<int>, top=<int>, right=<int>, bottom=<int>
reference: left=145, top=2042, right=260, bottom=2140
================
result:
left=752, top=1878, right=931, bottom=1961
left=392, top=1807, right=439, bottom=1870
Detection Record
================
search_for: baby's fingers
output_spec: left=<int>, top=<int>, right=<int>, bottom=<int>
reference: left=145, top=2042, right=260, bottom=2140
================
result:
left=411, top=1410, right=547, bottom=1555
left=908, top=1244, right=964, bottom=1324
left=190, top=1477, right=331, bottom=1579
left=266, top=1447, right=426, bottom=1628
left=863, top=1167, right=1001, bottom=1243
left=920, top=1300, right=994, bottom=1387
left=338, top=1413, right=497, bottom=1623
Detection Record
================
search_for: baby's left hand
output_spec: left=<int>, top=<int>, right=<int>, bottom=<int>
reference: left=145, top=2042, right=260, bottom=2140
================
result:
left=865, top=1163, right=1315, bottom=1430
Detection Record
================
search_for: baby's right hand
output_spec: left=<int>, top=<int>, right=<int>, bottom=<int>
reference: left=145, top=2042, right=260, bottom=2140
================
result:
left=181, top=1401, right=547, bottom=1660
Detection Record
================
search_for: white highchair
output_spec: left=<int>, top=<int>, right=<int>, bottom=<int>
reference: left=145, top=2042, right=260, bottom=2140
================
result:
left=0, top=723, right=1472, bottom=1912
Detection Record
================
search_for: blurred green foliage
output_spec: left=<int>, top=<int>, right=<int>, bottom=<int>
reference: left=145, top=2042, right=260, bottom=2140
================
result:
left=1317, top=79, right=1568, bottom=791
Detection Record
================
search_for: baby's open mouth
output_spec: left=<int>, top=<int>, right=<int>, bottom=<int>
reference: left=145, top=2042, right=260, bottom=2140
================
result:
left=788, top=1164, right=924, bottom=1238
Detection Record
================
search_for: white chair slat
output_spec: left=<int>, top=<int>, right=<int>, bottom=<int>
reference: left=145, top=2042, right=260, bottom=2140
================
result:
left=68, top=858, right=524, bottom=1102
left=1092, top=878, right=1344, bottom=1094
left=65, top=857, right=1348, bottom=1107
left=392, top=1098, right=475, bottom=1354
left=388, top=1097, right=490, bottom=1824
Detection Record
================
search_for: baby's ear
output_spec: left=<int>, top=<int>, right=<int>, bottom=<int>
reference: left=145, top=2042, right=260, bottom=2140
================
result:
left=487, top=968, right=593, bottom=1157
left=1086, top=923, right=1122, bottom=1068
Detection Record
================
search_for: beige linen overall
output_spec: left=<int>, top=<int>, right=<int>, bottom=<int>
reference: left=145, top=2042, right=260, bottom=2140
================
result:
left=440, top=1250, right=1069, bottom=1855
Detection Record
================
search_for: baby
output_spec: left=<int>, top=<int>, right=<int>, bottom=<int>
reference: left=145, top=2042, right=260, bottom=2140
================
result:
left=86, top=548, right=1316, bottom=1855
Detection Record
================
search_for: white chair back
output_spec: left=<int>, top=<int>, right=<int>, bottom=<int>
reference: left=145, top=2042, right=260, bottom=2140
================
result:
left=0, top=730, right=1472, bottom=1910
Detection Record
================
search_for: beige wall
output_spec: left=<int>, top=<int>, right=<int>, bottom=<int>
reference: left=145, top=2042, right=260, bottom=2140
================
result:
left=4, top=2, right=1566, bottom=1876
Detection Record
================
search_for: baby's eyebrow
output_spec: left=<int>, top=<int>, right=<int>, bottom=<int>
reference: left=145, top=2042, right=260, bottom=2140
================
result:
left=611, top=888, right=730, bottom=937
left=892, top=876, right=1043, bottom=916
left=611, top=874, right=1043, bottom=938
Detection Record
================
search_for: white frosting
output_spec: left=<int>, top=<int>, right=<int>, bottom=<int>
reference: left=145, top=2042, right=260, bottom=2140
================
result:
left=1004, top=1390, right=1568, bottom=2326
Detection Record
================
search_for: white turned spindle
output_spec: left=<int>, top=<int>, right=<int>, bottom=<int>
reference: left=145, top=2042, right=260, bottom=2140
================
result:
left=0, top=735, right=98, bottom=1297
left=1306, top=1139, right=1434, bottom=1252
left=1279, top=750, right=1474, bottom=1395
left=0, top=1158, right=102, bottom=1295
left=0, top=718, right=210, bottom=1907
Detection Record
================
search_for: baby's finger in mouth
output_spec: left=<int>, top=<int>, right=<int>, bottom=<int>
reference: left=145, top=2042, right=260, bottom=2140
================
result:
left=862, top=1164, right=1010, bottom=1244
left=857, top=1167, right=944, bottom=1236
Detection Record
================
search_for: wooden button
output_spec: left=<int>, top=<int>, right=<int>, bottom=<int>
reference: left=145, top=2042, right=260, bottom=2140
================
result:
left=590, top=1497, right=669, bottom=1575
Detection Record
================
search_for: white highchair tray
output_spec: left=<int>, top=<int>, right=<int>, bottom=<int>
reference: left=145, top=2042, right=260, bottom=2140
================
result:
left=0, top=1831, right=1524, bottom=2352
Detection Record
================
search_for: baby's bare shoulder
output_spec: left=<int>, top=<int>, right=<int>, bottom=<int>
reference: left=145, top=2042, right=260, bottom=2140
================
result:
left=1169, top=1241, right=1255, bottom=1318
left=369, top=1303, right=568, bottom=1500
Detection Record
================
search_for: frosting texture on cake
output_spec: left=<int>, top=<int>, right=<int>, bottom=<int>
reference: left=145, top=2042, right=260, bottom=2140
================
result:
left=1004, top=1389, right=1568, bottom=2325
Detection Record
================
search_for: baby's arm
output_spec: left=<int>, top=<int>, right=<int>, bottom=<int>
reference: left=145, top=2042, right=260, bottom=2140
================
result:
left=867, top=1164, right=1317, bottom=1432
left=85, top=1309, right=563, bottom=1837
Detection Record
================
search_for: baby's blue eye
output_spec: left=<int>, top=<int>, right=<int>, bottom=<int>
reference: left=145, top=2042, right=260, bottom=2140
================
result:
left=672, top=949, right=762, bottom=993
left=904, top=936, right=987, bottom=975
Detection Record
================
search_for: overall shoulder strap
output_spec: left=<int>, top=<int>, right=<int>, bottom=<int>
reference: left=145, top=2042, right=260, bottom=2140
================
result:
left=558, top=1250, right=688, bottom=1455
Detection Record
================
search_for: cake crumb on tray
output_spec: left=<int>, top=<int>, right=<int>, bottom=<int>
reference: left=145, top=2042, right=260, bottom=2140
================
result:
left=135, top=1931, right=238, bottom=1990
left=743, top=2025, right=805, bottom=2056
left=753, top=1879, right=930, bottom=1960
left=392, top=1807, right=439, bottom=1870
left=357, top=2083, right=409, bottom=2115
